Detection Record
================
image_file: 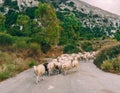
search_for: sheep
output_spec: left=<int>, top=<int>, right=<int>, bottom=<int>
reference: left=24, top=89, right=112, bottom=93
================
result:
left=47, top=61, right=56, bottom=76
left=34, top=64, right=45, bottom=84
left=71, top=57, right=79, bottom=72
left=43, top=62, right=49, bottom=75
left=62, top=61, right=72, bottom=75
left=54, top=59, right=62, bottom=74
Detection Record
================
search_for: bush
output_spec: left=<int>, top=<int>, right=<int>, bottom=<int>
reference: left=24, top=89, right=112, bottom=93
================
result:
left=0, top=71, right=10, bottom=81
left=13, top=40, right=28, bottom=49
left=0, top=33, right=13, bottom=46
left=81, top=41, right=93, bottom=52
left=29, top=43, right=40, bottom=51
left=114, top=33, right=120, bottom=41
left=94, top=43, right=120, bottom=68
left=101, top=60, right=113, bottom=72
left=63, top=43, right=79, bottom=54
left=41, top=41, right=51, bottom=53
left=8, top=26, right=24, bottom=36
left=112, top=57, right=120, bottom=72
left=28, top=61, right=36, bottom=68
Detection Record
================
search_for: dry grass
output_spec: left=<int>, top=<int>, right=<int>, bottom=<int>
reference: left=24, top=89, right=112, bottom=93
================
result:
left=94, top=41, right=120, bottom=68
left=0, top=51, right=38, bottom=81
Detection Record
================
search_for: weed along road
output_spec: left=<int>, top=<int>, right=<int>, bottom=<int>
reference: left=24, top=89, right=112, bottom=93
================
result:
left=0, top=60, right=120, bottom=93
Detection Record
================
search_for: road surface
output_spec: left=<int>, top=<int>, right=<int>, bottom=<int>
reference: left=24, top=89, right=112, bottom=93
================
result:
left=0, top=60, right=120, bottom=93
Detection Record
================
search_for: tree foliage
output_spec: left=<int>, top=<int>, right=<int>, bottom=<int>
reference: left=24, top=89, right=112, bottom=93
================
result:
left=35, top=3, right=61, bottom=46
left=0, top=13, right=6, bottom=32
left=59, top=13, right=82, bottom=45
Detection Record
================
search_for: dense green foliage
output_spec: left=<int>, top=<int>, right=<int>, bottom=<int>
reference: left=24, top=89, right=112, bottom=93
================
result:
left=63, top=43, right=80, bottom=54
left=81, top=41, right=93, bottom=52
left=59, top=13, right=81, bottom=45
left=35, top=3, right=61, bottom=46
left=0, top=2, right=62, bottom=53
left=0, top=13, right=6, bottom=32
left=114, top=28, right=120, bottom=41
left=0, top=33, right=13, bottom=46
left=94, top=43, right=120, bottom=68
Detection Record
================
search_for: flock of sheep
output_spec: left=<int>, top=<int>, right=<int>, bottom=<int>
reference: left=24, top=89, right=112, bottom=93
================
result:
left=33, top=51, right=97, bottom=84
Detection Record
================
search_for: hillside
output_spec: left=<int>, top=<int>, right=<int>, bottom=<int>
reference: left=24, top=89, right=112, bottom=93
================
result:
left=0, top=0, right=120, bottom=37
left=0, top=0, right=120, bottom=81
left=51, top=0, right=120, bottom=37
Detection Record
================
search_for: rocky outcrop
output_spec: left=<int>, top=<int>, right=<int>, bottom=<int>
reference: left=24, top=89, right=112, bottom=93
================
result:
left=53, top=0, right=120, bottom=36
left=17, top=0, right=38, bottom=10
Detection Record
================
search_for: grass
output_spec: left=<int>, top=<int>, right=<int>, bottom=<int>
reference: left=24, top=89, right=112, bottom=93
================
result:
left=0, top=51, right=37, bottom=81
left=94, top=42, right=120, bottom=68
left=0, top=71, right=10, bottom=81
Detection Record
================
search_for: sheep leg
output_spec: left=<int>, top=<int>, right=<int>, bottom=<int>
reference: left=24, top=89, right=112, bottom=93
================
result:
left=48, top=70, right=51, bottom=76
left=64, top=70, right=66, bottom=75
left=58, top=69, right=61, bottom=74
left=36, top=75, right=39, bottom=84
left=76, top=66, right=78, bottom=72
left=41, top=75, right=45, bottom=80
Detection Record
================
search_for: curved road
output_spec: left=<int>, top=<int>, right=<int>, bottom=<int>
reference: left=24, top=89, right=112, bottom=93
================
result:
left=0, top=60, right=120, bottom=93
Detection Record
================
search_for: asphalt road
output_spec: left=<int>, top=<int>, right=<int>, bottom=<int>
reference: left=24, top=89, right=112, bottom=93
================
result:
left=0, top=60, right=120, bottom=93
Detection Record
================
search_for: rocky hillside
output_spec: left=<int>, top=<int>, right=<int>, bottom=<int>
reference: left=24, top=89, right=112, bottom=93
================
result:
left=52, top=0, right=120, bottom=37
left=0, top=0, right=120, bottom=37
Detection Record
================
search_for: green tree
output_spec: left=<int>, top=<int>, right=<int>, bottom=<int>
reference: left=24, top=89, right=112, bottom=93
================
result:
left=5, top=10, right=18, bottom=28
left=16, top=14, right=31, bottom=36
left=0, top=13, right=6, bottom=32
left=115, top=27, right=120, bottom=41
left=115, top=33, right=120, bottom=41
left=59, top=13, right=82, bottom=45
left=35, top=3, right=61, bottom=46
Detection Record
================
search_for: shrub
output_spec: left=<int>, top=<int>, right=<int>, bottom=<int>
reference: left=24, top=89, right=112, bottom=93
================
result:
left=0, top=71, right=10, bottom=81
left=112, top=57, right=120, bottom=72
left=81, top=41, right=93, bottom=52
left=41, top=41, right=51, bottom=53
left=0, top=33, right=13, bottom=46
left=29, top=43, right=40, bottom=51
left=114, top=33, right=120, bottom=41
left=94, top=43, right=120, bottom=68
left=13, top=40, right=28, bottom=49
left=8, top=26, right=24, bottom=36
left=28, top=61, right=36, bottom=68
left=63, top=43, right=79, bottom=54
left=101, top=60, right=113, bottom=72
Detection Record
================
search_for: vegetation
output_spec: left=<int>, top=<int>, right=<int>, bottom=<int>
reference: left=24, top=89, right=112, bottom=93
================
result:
left=114, top=28, right=120, bottom=41
left=63, top=43, right=80, bottom=54
left=0, top=0, right=120, bottom=81
left=101, top=56, right=120, bottom=74
left=81, top=41, right=93, bottom=52
left=94, top=43, right=120, bottom=68
left=0, top=51, right=38, bottom=81
left=28, top=61, right=36, bottom=68
left=0, top=33, right=13, bottom=46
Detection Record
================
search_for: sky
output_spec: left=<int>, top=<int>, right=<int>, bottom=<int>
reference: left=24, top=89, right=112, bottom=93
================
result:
left=81, top=0, right=120, bottom=15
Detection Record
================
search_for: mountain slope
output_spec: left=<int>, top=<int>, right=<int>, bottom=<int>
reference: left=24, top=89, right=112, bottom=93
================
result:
left=52, top=0, right=120, bottom=37
left=0, top=0, right=120, bottom=37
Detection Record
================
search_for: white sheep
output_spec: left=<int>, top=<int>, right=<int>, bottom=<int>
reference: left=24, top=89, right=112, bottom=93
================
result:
left=47, top=61, right=56, bottom=76
left=34, top=64, right=45, bottom=84
left=54, top=61, right=62, bottom=74
left=62, top=61, right=72, bottom=75
left=72, top=57, right=79, bottom=71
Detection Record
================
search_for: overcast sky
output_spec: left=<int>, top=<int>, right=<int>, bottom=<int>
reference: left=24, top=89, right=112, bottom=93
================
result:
left=81, top=0, right=120, bottom=15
